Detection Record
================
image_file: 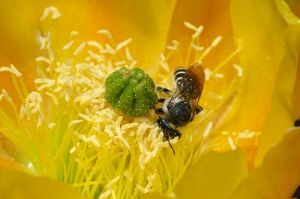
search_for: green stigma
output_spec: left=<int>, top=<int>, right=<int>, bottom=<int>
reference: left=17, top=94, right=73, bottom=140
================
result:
left=105, top=67, right=158, bottom=116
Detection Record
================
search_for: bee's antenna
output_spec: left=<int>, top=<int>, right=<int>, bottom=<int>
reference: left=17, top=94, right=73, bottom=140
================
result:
left=167, top=139, right=176, bottom=155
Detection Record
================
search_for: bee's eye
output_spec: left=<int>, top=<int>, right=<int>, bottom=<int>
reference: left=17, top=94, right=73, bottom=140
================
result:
left=105, top=67, right=158, bottom=116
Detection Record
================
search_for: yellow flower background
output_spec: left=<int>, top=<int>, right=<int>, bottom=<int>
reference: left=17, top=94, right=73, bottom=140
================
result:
left=0, top=0, right=300, bottom=199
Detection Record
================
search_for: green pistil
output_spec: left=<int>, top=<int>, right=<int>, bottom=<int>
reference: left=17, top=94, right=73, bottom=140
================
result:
left=105, top=67, right=158, bottom=116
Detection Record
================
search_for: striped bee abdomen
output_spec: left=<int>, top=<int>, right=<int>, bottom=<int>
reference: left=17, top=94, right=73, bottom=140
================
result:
left=174, top=67, right=201, bottom=99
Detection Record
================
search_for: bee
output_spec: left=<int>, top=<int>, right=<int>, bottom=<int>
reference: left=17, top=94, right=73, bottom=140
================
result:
left=155, top=63, right=205, bottom=154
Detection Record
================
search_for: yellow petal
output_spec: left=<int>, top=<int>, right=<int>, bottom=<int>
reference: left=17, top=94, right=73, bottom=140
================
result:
left=229, top=128, right=300, bottom=199
left=0, top=1, right=177, bottom=73
left=255, top=0, right=300, bottom=165
left=293, top=55, right=300, bottom=120
left=0, top=169, right=86, bottom=199
left=275, top=0, right=300, bottom=25
left=167, top=0, right=236, bottom=70
left=0, top=155, right=21, bottom=170
left=284, top=0, right=300, bottom=18
left=175, top=150, right=248, bottom=199
left=229, top=0, right=287, bottom=130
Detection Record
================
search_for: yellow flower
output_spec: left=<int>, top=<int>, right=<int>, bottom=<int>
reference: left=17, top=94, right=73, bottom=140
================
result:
left=0, top=1, right=299, bottom=199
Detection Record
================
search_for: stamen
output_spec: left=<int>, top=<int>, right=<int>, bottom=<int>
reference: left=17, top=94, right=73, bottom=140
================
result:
left=125, top=48, right=133, bottom=61
left=1, top=89, right=13, bottom=104
left=35, top=56, right=51, bottom=65
left=45, top=92, right=58, bottom=105
left=191, top=43, right=204, bottom=52
left=166, top=40, right=180, bottom=51
left=159, top=53, right=170, bottom=72
left=68, top=120, right=84, bottom=128
left=237, top=130, right=255, bottom=139
left=20, top=91, right=44, bottom=127
left=198, top=36, right=222, bottom=61
left=40, top=6, right=62, bottom=21
left=87, top=41, right=103, bottom=50
left=211, top=36, right=222, bottom=47
left=116, top=38, right=132, bottom=51
left=99, top=190, right=112, bottom=199
left=105, top=43, right=116, bottom=55
left=88, top=51, right=105, bottom=62
left=136, top=175, right=155, bottom=193
left=97, top=29, right=113, bottom=40
left=73, top=42, right=86, bottom=56
left=0, top=64, right=22, bottom=77
left=48, top=122, right=56, bottom=128
left=184, top=21, right=199, bottom=32
left=34, top=78, right=55, bottom=91
left=70, top=31, right=79, bottom=37
left=233, top=64, right=243, bottom=77
left=192, top=25, right=204, bottom=39
left=69, top=146, right=76, bottom=154
left=227, top=136, right=237, bottom=150
left=106, top=176, right=121, bottom=188
left=213, top=48, right=241, bottom=73
left=214, top=73, right=224, bottom=79
left=184, top=22, right=204, bottom=65
left=74, top=131, right=100, bottom=147
left=203, top=121, right=213, bottom=139
left=114, top=60, right=126, bottom=66
left=62, top=40, right=74, bottom=50
left=204, top=68, right=213, bottom=80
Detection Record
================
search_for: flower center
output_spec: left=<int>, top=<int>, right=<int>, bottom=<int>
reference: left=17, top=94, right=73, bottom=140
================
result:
left=0, top=6, right=261, bottom=199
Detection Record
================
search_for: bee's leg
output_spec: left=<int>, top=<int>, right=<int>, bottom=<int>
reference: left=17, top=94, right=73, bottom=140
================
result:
left=157, top=117, right=181, bottom=155
left=171, top=129, right=181, bottom=139
left=195, top=106, right=203, bottom=114
left=155, top=108, right=165, bottom=114
left=190, top=106, right=203, bottom=122
left=156, top=86, right=173, bottom=96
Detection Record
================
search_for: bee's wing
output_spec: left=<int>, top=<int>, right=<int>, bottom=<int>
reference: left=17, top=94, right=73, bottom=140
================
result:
left=188, top=63, right=205, bottom=97
left=167, top=89, right=183, bottom=107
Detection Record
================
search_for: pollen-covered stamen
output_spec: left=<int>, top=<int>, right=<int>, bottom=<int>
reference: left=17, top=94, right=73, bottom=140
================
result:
left=40, top=6, right=62, bottom=21
left=184, top=21, right=204, bottom=39
left=116, top=38, right=132, bottom=51
left=97, top=29, right=114, bottom=40
left=233, top=64, right=243, bottom=77
left=213, top=47, right=241, bottom=73
left=34, top=78, right=55, bottom=91
left=0, top=89, right=14, bottom=104
left=136, top=174, right=156, bottom=194
left=35, top=56, right=52, bottom=64
left=197, top=36, right=222, bottom=62
left=191, top=43, right=204, bottom=52
left=20, top=91, right=44, bottom=127
left=70, top=31, right=79, bottom=37
left=73, top=42, right=86, bottom=56
left=202, top=121, right=213, bottom=140
left=62, top=40, right=74, bottom=50
left=227, top=136, right=237, bottom=150
left=159, top=53, right=170, bottom=72
left=0, top=64, right=22, bottom=77
left=74, top=131, right=100, bottom=147
left=87, top=40, right=104, bottom=50
left=167, top=40, right=180, bottom=51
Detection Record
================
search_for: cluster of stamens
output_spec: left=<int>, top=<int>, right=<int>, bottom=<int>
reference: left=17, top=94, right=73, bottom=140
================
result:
left=0, top=6, right=260, bottom=199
